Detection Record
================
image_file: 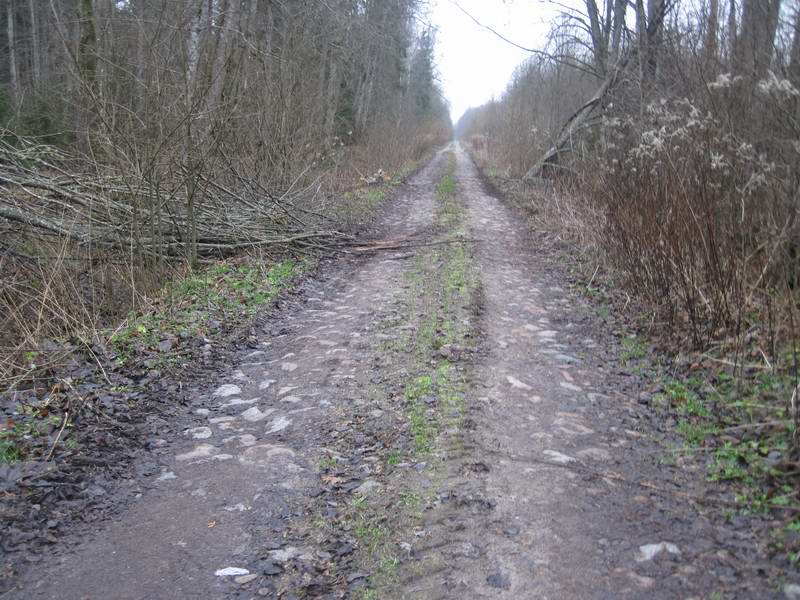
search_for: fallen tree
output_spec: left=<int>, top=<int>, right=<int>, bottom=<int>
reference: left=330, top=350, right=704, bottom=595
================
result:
left=0, top=132, right=351, bottom=263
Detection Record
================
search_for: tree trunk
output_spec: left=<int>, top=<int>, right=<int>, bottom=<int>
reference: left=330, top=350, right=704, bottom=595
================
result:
left=646, top=0, right=664, bottom=78
left=790, top=7, right=800, bottom=86
left=609, top=0, right=626, bottom=63
left=28, top=0, right=41, bottom=87
left=7, top=0, right=19, bottom=109
left=324, top=41, right=340, bottom=140
left=705, top=0, right=719, bottom=65
left=635, top=0, right=649, bottom=86
left=134, top=0, right=146, bottom=112
left=208, top=0, right=238, bottom=113
left=186, top=0, right=210, bottom=93
left=585, top=0, right=607, bottom=75
left=727, top=0, right=737, bottom=64
left=735, top=0, right=782, bottom=80
left=77, top=0, right=97, bottom=91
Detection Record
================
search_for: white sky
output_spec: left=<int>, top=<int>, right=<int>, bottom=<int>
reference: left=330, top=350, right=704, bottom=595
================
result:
left=429, top=0, right=568, bottom=124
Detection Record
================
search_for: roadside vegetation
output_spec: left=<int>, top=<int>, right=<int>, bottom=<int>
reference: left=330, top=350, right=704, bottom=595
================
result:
left=0, top=255, right=307, bottom=466
left=456, top=0, right=800, bottom=566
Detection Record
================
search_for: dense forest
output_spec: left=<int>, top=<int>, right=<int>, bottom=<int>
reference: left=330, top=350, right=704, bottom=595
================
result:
left=0, top=0, right=451, bottom=381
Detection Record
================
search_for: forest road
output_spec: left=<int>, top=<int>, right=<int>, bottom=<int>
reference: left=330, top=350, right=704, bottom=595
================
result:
left=10, top=145, right=769, bottom=599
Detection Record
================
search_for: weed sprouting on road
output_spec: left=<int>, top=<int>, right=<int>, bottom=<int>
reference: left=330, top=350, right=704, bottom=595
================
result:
left=327, top=152, right=480, bottom=598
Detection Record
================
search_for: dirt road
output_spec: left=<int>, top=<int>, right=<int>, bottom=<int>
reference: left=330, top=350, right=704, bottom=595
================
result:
left=10, top=146, right=774, bottom=599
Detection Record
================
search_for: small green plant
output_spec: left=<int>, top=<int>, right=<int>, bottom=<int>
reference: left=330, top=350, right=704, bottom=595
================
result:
left=436, top=173, right=456, bottom=198
left=110, top=258, right=303, bottom=363
left=407, top=401, right=436, bottom=454
left=621, top=336, right=647, bottom=362
left=318, top=456, right=339, bottom=471
left=386, top=451, right=401, bottom=466
left=0, top=411, right=64, bottom=463
left=0, top=437, right=22, bottom=463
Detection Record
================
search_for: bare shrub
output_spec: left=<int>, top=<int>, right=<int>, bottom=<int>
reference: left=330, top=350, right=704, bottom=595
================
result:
left=580, top=94, right=798, bottom=345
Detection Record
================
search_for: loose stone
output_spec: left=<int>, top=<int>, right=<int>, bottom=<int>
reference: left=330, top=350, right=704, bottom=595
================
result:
left=213, top=384, right=242, bottom=398
left=636, top=542, right=681, bottom=562
left=240, top=406, right=274, bottom=422
left=215, top=567, right=250, bottom=577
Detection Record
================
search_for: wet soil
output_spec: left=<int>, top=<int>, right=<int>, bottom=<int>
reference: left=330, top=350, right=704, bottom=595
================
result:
left=2, top=145, right=788, bottom=599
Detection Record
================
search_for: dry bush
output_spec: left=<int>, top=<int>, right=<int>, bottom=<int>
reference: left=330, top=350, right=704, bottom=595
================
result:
left=457, top=2, right=800, bottom=353
left=576, top=90, right=799, bottom=346
left=0, top=235, right=173, bottom=386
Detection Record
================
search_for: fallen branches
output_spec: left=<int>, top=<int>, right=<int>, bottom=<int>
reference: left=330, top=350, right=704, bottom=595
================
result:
left=0, top=133, right=351, bottom=260
left=525, top=0, right=674, bottom=178
left=344, top=237, right=482, bottom=253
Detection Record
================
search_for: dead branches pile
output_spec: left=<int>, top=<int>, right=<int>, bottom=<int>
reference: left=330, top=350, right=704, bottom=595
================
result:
left=0, top=132, right=350, bottom=263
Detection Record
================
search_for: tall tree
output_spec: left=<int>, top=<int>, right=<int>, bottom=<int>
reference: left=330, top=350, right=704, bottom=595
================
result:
left=77, top=0, right=97, bottom=90
left=6, top=0, right=19, bottom=109
left=705, top=0, right=719, bottom=65
left=735, top=0, right=782, bottom=80
left=790, top=8, right=800, bottom=85
left=28, top=0, right=41, bottom=87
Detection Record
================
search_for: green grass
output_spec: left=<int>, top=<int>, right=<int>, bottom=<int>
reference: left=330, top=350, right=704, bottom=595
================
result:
left=386, top=451, right=401, bottom=466
left=318, top=456, right=339, bottom=471
left=2, top=257, right=308, bottom=464
left=343, top=495, right=402, bottom=596
left=436, top=172, right=456, bottom=198
left=654, top=367, right=799, bottom=529
left=0, top=408, right=67, bottom=464
left=355, top=151, right=477, bottom=598
left=405, top=375, right=437, bottom=454
left=0, top=438, right=23, bottom=463
left=621, top=336, right=647, bottom=362
left=335, top=186, right=388, bottom=228
left=110, top=259, right=305, bottom=364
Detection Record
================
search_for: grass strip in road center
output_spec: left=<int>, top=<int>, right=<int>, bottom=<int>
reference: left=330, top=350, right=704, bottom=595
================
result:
left=354, top=152, right=480, bottom=598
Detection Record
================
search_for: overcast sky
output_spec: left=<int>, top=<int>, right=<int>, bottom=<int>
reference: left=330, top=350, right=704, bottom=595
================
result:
left=429, top=1, right=567, bottom=124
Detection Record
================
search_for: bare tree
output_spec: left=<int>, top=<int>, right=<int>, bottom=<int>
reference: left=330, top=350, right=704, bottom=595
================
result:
left=705, top=0, right=719, bottom=64
left=77, top=0, right=97, bottom=90
left=6, top=0, right=19, bottom=109
left=790, top=7, right=800, bottom=85
left=735, top=0, right=782, bottom=80
left=28, top=0, right=41, bottom=87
